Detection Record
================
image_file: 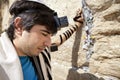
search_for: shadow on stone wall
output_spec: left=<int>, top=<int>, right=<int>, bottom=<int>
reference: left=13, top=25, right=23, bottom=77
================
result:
left=67, top=25, right=103, bottom=80
left=71, top=26, right=83, bottom=67
left=66, top=68, right=104, bottom=80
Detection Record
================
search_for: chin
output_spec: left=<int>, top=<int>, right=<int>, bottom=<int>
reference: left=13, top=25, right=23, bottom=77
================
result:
left=35, top=52, right=42, bottom=56
left=29, top=52, right=39, bottom=56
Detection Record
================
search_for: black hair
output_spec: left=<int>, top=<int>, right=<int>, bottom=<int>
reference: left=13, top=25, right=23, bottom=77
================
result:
left=6, top=0, right=57, bottom=41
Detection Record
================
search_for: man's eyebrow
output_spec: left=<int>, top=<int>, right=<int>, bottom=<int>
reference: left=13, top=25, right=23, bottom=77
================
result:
left=40, top=30, right=51, bottom=34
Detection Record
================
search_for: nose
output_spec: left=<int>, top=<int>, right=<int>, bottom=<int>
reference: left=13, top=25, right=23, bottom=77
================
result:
left=44, top=37, right=51, bottom=47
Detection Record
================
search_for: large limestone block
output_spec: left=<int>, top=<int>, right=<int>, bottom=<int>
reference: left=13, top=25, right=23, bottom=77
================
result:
left=90, top=36, right=120, bottom=78
left=102, top=4, right=120, bottom=21
left=86, top=0, right=113, bottom=12
left=92, top=21, right=120, bottom=36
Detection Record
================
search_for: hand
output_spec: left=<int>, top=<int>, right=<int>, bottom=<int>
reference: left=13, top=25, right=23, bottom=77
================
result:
left=73, top=9, right=84, bottom=24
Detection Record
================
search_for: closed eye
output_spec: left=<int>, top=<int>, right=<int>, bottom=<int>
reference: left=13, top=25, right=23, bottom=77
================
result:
left=40, top=29, right=51, bottom=37
left=42, top=32, right=48, bottom=36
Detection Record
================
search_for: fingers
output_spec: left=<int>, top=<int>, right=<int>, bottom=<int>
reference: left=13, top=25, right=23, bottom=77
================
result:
left=76, top=8, right=82, bottom=17
left=73, top=8, right=83, bottom=24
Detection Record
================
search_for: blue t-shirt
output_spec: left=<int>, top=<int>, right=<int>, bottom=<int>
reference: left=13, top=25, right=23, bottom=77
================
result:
left=19, top=56, right=38, bottom=80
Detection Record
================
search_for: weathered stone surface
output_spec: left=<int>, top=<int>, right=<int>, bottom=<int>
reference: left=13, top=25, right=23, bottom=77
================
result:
left=86, top=0, right=113, bottom=12
left=1, top=0, right=15, bottom=31
left=87, top=0, right=120, bottom=79
left=0, top=0, right=120, bottom=80
left=50, top=0, right=120, bottom=79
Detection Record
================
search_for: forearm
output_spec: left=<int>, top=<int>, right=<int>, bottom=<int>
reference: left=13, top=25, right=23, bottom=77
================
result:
left=50, top=9, right=83, bottom=51
left=52, top=22, right=83, bottom=46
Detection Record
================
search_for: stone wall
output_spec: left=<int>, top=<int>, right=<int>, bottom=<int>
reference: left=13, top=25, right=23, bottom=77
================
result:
left=0, top=0, right=16, bottom=31
left=45, top=0, right=120, bottom=80
left=0, top=0, right=120, bottom=80
left=88, top=0, right=120, bottom=79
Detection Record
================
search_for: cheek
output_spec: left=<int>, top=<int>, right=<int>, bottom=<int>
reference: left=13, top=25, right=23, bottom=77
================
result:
left=26, top=38, right=40, bottom=54
left=28, top=36, right=41, bottom=46
left=28, top=32, right=40, bottom=42
left=23, top=31, right=49, bottom=48
left=22, top=32, right=40, bottom=49
left=29, top=33, right=44, bottom=48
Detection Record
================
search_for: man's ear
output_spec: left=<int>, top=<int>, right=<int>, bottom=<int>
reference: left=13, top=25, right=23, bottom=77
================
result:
left=14, top=17, right=23, bottom=35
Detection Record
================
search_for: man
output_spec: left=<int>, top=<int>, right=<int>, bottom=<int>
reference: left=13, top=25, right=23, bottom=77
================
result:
left=0, top=0, right=83, bottom=80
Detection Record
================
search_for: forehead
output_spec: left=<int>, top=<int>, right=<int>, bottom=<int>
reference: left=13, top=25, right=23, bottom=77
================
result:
left=31, top=24, right=51, bottom=34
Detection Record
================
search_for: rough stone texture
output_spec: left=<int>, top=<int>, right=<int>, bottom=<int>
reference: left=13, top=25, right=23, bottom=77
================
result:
left=0, top=0, right=120, bottom=80
left=0, top=6, right=1, bottom=32
left=88, top=0, right=120, bottom=80
left=0, top=0, right=15, bottom=31
left=47, top=0, right=120, bottom=80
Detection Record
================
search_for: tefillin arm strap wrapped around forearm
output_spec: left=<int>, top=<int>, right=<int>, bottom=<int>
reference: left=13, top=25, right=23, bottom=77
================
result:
left=50, top=24, right=80, bottom=52
left=50, top=12, right=69, bottom=52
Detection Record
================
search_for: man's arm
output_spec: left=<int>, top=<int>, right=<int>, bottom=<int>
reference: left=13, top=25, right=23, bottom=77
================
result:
left=50, top=9, right=84, bottom=52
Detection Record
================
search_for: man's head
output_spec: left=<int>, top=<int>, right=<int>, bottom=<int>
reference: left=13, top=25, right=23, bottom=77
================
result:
left=7, top=0, right=57, bottom=40
left=6, top=0, right=57, bottom=56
